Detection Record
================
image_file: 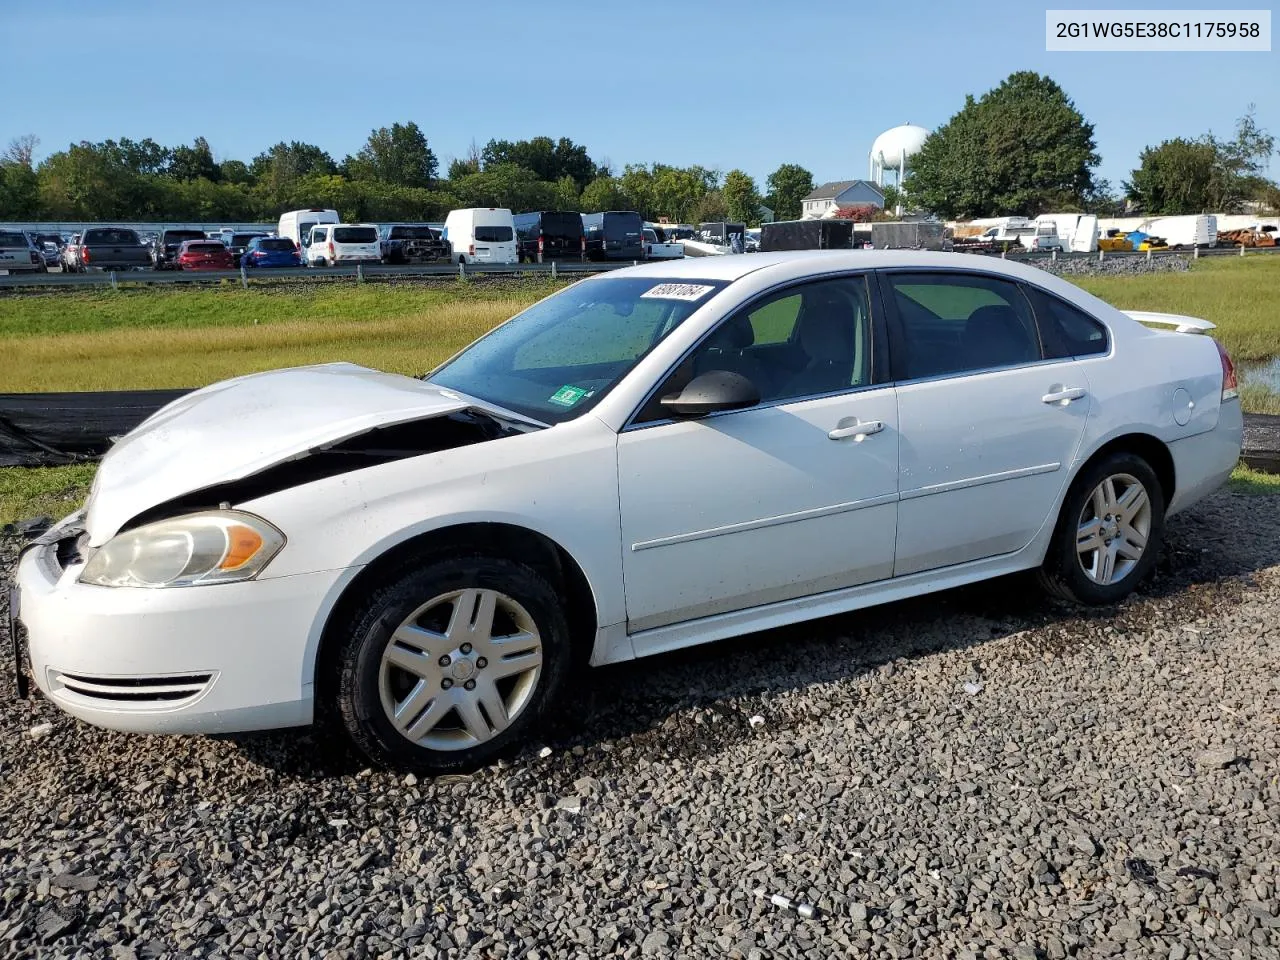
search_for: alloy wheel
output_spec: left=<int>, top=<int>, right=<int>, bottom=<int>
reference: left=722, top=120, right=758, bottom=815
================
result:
left=1076, top=473, right=1152, bottom=585
left=378, top=588, right=543, bottom=751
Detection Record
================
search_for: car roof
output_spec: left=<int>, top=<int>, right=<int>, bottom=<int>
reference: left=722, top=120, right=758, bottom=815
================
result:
left=598, top=249, right=1061, bottom=283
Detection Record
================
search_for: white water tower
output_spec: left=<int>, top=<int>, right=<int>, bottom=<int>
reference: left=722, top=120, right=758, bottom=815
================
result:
left=869, top=123, right=929, bottom=214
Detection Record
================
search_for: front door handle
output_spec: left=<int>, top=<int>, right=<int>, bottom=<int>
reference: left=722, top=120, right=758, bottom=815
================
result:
left=1042, top=386, right=1086, bottom=405
left=829, top=419, right=884, bottom=441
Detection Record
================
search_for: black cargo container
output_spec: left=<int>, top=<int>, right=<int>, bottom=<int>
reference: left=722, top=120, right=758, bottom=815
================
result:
left=760, top=219, right=855, bottom=252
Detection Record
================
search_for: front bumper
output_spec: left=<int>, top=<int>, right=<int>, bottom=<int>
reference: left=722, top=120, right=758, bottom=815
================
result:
left=13, top=527, right=350, bottom=734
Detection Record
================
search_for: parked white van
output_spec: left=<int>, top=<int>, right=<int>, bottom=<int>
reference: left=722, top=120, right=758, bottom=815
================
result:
left=443, top=208, right=518, bottom=265
left=278, top=208, right=339, bottom=261
left=1147, top=215, right=1217, bottom=250
left=305, top=223, right=382, bottom=266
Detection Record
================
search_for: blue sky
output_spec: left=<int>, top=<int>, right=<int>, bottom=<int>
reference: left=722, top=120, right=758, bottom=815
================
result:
left=3, top=1, right=1275, bottom=193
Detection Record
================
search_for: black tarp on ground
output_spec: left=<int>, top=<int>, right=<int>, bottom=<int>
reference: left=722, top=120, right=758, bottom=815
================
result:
left=0, top=390, right=190, bottom=467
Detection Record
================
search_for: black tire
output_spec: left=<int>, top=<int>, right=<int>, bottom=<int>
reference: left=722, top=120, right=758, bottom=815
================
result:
left=1038, top=451, right=1165, bottom=605
left=331, top=554, right=570, bottom=773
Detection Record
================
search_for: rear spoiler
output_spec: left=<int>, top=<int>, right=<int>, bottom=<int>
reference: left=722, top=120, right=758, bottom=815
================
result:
left=1123, top=310, right=1216, bottom=334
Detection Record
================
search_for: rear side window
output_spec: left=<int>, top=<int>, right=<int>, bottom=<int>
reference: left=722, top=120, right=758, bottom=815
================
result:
left=1024, top=286, right=1109, bottom=358
left=334, top=227, right=378, bottom=243
left=475, top=226, right=513, bottom=243
left=886, top=272, right=1042, bottom=380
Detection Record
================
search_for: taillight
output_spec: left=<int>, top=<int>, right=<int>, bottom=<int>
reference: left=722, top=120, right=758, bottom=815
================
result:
left=81, top=248, right=90, bottom=263
left=1215, top=340, right=1238, bottom=401
left=469, top=244, right=475, bottom=256
left=328, top=241, right=335, bottom=258
left=538, top=236, right=545, bottom=253
left=30, top=252, right=40, bottom=264
left=581, top=237, right=586, bottom=253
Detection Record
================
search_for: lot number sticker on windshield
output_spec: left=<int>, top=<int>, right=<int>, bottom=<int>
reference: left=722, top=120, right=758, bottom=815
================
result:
left=640, top=283, right=715, bottom=302
left=548, top=385, right=589, bottom=407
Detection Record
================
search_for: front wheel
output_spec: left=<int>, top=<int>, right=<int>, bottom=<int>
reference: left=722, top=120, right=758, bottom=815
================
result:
left=332, top=555, right=570, bottom=772
left=1039, top=452, right=1165, bottom=605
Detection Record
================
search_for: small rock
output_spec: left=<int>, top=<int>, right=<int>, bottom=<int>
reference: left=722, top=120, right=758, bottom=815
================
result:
left=748, top=715, right=765, bottom=728
left=50, top=872, right=99, bottom=892
left=1013, top=946, right=1039, bottom=960
left=555, top=797, right=583, bottom=815
left=849, top=903, right=868, bottom=923
left=1196, top=747, right=1242, bottom=769
left=1072, top=833, right=1100, bottom=857
left=403, top=773, right=418, bottom=787
left=640, top=929, right=670, bottom=955
left=963, top=681, right=984, bottom=696
left=537, top=746, right=552, bottom=759
left=28, top=722, right=53, bottom=739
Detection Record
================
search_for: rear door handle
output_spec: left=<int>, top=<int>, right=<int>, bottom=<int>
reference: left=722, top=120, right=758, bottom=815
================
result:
left=1042, top=387, right=1086, bottom=405
left=829, top=419, right=884, bottom=441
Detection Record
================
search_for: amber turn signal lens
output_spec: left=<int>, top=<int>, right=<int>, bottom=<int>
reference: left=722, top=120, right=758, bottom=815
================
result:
left=219, top=525, right=265, bottom=571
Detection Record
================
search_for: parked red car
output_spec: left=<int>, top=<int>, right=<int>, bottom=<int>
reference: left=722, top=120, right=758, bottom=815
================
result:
left=176, top=240, right=236, bottom=271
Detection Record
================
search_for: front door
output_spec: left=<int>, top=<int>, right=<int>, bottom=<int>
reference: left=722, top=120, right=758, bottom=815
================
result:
left=881, top=270, right=1091, bottom=576
left=618, top=274, right=899, bottom=634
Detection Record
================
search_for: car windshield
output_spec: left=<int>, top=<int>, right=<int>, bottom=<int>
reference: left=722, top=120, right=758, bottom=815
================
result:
left=428, top=276, right=727, bottom=424
left=334, top=227, right=377, bottom=243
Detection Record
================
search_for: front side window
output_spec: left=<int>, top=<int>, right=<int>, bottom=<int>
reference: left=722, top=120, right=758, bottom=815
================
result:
left=429, top=277, right=726, bottom=424
left=886, top=272, right=1041, bottom=380
left=635, top=276, right=873, bottom=423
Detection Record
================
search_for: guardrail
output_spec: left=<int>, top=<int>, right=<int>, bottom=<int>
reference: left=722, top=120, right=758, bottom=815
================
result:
left=1, top=244, right=1275, bottom=291
left=0, top=260, right=633, bottom=290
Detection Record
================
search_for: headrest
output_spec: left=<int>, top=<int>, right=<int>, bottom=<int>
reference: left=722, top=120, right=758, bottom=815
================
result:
left=706, top=314, right=754, bottom=350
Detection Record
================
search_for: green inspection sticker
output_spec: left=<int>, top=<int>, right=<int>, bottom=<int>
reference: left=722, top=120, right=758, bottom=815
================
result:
left=548, top=385, right=588, bottom=407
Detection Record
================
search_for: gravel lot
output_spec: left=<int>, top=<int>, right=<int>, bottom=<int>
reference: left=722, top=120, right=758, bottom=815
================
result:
left=2, top=490, right=1278, bottom=960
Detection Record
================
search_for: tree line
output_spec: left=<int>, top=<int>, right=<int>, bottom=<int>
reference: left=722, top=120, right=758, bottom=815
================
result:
left=0, top=122, right=816, bottom=226
left=2, top=74, right=1275, bottom=224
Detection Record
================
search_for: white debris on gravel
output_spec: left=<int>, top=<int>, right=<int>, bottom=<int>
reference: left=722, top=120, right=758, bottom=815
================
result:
left=2, top=488, right=1279, bottom=958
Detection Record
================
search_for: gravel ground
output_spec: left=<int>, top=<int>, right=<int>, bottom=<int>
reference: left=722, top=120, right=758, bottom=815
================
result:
left=2, top=490, right=1278, bottom=960
left=1035, top=256, right=1192, bottom=278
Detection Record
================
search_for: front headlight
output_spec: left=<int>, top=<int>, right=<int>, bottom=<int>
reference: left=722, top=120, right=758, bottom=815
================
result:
left=79, top=511, right=284, bottom=588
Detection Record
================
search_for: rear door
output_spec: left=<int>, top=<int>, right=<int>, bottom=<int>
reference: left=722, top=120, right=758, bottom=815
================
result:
left=881, top=270, right=1091, bottom=576
left=604, top=214, right=643, bottom=260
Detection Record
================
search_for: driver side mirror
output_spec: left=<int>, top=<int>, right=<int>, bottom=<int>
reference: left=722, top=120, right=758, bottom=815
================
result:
left=660, top=370, right=760, bottom=418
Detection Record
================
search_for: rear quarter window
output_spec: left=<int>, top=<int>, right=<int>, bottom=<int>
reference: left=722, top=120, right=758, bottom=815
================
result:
left=1024, top=286, right=1109, bottom=358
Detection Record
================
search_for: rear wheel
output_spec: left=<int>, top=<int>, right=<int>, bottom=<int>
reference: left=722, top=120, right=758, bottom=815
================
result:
left=1039, top=452, right=1165, bottom=605
left=332, top=555, right=569, bottom=772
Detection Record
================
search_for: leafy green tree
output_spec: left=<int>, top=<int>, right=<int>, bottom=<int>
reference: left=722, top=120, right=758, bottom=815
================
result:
left=0, top=136, right=40, bottom=218
left=551, top=175, right=581, bottom=211
left=905, top=72, right=1099, bottom=218
left=764, top=163, right=814, bottom=221
left=167, top=137, right=221, bottom=182
left=1124, top=138, right=1218, bottom=213
left=580, top=175, right=630, bottom=212
left=1125, top=109, right=1276, bottom=213
left=480, top=136, right=597, bottom=187
left=450, top=163, right=555, bottom=211
left=36, top=142, right=144, bottom=218
left=692, top=190, right=730, bottom=223
left=250, top=141, right=336, bottom=183
left=344, top=121, right=438, bottom=187
left=722, top=169, right=762, bottom=225
left=219, top=159, right=253, bottom=185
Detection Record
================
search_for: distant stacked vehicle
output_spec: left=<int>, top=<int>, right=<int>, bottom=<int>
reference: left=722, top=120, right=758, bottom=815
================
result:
left=444, top=208, right=518, bottom=265
left=379, top=224, right=451, bottom=264
left=72, top=227, right=153, bottom=272
left=219, top=229, right=269, bottom=263
left=582, top=210, right=644, bottom=261
left=152, top=228, right=208, bottom=270
left=175, top=239, right=236, bottom=271
left=305, top=224, right=382, bottom=267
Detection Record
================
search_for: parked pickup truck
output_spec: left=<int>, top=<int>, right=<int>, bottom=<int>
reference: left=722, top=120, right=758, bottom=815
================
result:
left=69, top=227, right=153, bottom=273
left=380, top=224, right=451, bottom=264
left=642, top=227, right=684, bottom=260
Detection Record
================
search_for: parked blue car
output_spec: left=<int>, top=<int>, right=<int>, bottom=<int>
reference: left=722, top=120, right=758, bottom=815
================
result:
left=240, top=236, right=301, bottom=268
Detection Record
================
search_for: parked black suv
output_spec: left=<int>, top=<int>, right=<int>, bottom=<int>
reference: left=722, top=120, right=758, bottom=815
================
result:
left=152, top=229, right=208, bottom=270
left=512, top=211, right=585, bottom=263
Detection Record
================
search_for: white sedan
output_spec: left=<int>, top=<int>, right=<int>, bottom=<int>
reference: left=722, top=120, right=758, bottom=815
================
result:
left=12, top=251, right=1243, bottom=771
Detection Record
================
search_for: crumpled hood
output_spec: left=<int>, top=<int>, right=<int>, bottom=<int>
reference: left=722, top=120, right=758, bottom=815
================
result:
left=85, top=363, right=470, bottom=544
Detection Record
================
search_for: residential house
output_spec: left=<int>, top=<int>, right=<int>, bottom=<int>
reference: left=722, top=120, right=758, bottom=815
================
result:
left=801, top=180, right=885, bottom=219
